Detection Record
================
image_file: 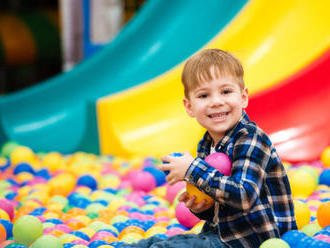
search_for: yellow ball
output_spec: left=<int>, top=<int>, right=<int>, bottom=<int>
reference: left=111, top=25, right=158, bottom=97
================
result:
left=42, top=152, right=64, bottom=172
left=10, top=146, right=36, bottom=165
left=186, top=183, right=214, bottom=205
left=0, top=208, right=10, bottom=220
left=288, top=170, right=317, bottom=198
left=294, top=200, right=311, bottom=229
left=321, top=146, right=330, bottom=168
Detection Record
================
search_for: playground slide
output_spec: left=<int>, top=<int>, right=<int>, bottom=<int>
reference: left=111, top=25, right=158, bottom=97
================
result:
left=97, top=0, right=330, bottom=160
left=0, top=0, right=247, bottom=154
left=247, top=50, right=330, bottom=162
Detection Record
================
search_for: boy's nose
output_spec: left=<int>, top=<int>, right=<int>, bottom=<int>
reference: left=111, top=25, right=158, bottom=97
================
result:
left=210, top=95, right=224, bottom=106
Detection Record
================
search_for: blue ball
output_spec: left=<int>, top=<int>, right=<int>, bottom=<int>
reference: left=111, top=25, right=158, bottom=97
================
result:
left=35, top=168, right=51, bottom=180
left=89, top=240, right=110, bottom=248
left=70, top=230, right=90, bottom=241
left=143, top=166, right=166, bottom=186
left=281, top=230, right=307, bottom=247
left=77, top=174, right=98, bottom=190
left=13, top=162, right=35, bottom=175
left=319, top=169, right=330, bottom=186
left=0, top=219, right=13, bottom=238
left=162, top=153, right=183, bottom=175
left=0, top=158, right=10, bottom=171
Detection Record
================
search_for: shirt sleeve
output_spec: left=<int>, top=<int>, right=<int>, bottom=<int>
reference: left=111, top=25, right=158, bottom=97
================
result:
left=185, top=129, right=270, bottom=213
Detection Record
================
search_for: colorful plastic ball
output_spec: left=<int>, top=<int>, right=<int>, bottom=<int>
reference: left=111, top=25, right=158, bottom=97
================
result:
left=298, top=165, right=319, bottom=184
left=13, top=162, right=35, bottom=175
left=0, top=219, right=13, bottom=238
left=131, top=171, right=156, bottom=192
left=293, top=200, right=311, bottom=230
left=186, top=183, right=213, bottom=205
left=289, top=169, right=317, bottom=198
left=13, top=215, right=43, bottom=247
left=301, top=223, right=322, bottom=237
left=77, top=175, right=98, bottom=191
left=143, top=166, right=166, bottom=186
left=259, top=238, right=290, bottom=248
left=0, top=209, right=10, bottom=220
left=162, top=153, right=183, bottom=175
left=316, top=201, right=330, bottom=228
left=205, top=152, right=232, bottom=176
left=0, top=157, right=10, bottom=171
left=10, top=146, right=36, bottom=165
left=166, top=181, right=186, bottom=204
left=319, top=169, right=330, bottom=187
left=41, top=152, right=64, bottom=172
left=1, top=141, right=19, bottom=157
left=30, top=234, right=62, bottom=248
left=281, top=230, right=307, bottom=247
left=175, top=202, right=200, bottom=228
left=0, top=199, right=14, bottom=220
left=0, top=223, right=7, bottom=243
left=321, top=146, right=330, bottom=168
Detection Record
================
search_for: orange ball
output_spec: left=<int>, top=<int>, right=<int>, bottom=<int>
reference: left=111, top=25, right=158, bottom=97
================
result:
left=321, top=146, right=330, bottom=168
left=186, top=183, right=214, bottom=205
left=316, top=201, right=330, bottom=228
left=0, top=224, right=7, bottom=243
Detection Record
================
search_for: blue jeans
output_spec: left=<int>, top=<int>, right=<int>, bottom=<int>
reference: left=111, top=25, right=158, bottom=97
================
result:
left=120, top=231, right=228, bottom=248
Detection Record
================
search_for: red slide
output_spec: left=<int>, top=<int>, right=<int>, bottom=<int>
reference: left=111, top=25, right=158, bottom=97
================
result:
left=247, top=49, right=330, bottom=163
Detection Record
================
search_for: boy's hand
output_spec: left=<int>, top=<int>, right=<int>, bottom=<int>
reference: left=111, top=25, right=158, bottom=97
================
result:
left=160, top=151, right=194, bottom=185
left=178, top=192, right=214, bottom=213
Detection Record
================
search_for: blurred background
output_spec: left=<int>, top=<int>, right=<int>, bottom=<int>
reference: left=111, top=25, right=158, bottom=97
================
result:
left=0, top=0, right=145, bottom=95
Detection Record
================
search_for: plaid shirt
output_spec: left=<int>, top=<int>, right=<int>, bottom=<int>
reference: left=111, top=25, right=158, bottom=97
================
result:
left=184, top=111, right=297, bottom=248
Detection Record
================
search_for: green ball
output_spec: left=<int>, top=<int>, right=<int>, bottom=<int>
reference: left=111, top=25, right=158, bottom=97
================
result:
left=298, top=165, right=319, bottom=184
left=13, top=215, right=43, bottom=247
left=1, top=141, right=19, bottom=157
left=260, top=238, right=290, bottom=248
left=301, top=223, right=322, bottom=237
left=30, top=235, right=62, bottom=248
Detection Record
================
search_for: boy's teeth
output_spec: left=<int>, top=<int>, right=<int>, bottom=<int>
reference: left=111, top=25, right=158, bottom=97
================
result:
left=210, top=113, right=227, bottom=118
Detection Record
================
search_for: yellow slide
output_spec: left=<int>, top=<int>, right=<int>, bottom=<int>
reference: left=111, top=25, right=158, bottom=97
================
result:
left=97, top=0, right=330, bottom=158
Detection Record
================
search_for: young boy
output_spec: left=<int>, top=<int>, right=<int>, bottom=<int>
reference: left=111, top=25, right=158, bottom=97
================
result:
left=121, top=49, right=296, bottom=248
left=160, top=49, right=297, bottom=247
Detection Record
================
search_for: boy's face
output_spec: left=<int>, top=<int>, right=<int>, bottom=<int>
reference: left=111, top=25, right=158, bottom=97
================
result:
left=183, top=70, right=248, bottom=144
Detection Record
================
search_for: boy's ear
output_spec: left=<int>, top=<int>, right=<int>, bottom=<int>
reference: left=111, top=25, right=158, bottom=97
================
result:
left=242, top=88, right=249, bottom=109
left=183, top=98, right=195, bottom=117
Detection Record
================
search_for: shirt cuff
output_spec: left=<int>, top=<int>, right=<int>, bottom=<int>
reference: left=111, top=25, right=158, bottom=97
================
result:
left=184, top=157, right=202, bottom=183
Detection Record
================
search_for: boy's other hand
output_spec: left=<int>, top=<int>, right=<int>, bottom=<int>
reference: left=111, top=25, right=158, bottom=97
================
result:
left=160, top=151, right=194, bottom=185
left=178, top=191, right=213, bottom=213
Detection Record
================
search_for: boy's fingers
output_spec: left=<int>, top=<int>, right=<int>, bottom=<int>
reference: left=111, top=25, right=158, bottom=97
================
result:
left=161, top=155, right=172, bottom=163
left=185, top=196, right=196, bottom=208
left=158, top=164, right=170, bottom=171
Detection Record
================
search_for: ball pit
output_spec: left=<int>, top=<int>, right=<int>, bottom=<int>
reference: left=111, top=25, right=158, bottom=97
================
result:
left=0, top=144, right=329, bottom=247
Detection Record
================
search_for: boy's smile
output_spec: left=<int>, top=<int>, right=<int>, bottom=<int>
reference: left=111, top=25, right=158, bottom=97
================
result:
left=183, top=68, right=248, bottom=144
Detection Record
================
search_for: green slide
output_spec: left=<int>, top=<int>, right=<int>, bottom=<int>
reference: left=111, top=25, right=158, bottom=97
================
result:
left=0, top=0, right=247, bottom=154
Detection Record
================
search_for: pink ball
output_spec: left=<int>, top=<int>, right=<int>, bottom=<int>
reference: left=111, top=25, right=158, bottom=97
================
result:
left=166, top=227, right=185, bottom=236
left=0, top=199, right=14, bottom=220
left=175, top=202, right=200, bottom=228
left=131, top=171, right=156, bottom=192
left=205, top=152, right=232, bottom=176
left=166, top=181, right=186, bottom=204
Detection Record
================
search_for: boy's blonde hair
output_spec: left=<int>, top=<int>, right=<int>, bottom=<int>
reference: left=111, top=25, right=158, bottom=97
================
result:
left=181, top=49, right=244, bottom=98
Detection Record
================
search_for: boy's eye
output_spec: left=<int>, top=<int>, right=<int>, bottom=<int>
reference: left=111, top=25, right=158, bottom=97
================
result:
left=198, top=93, right=208, bottom=98
left=222, top=89, right=232, bottom=94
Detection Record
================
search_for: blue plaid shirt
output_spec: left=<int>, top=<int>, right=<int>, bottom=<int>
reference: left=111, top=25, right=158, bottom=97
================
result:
left=184, top=111, right=297, bottom=248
